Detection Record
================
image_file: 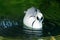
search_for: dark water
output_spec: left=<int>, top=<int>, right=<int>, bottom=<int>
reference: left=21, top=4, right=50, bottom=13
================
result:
left=43, top=18, right=60, bottom=37
left=0, top=18, right=23, bottom=37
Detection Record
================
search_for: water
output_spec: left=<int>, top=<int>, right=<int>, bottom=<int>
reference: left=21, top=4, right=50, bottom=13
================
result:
left=0, top=19, right=19, bottom=28
left=0, top=18, right=22, bottom=36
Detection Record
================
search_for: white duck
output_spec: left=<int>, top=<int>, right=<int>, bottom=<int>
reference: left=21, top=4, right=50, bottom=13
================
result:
left=23, top=7, right=44, bottom=30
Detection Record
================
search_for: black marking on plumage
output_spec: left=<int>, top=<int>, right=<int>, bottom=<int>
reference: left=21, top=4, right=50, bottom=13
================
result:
left=37, top=17, right=39, bottom=20
left=32, top=20, right=36, bottom=27
left=39, top=16, right=43, bottom=22
left=41, top=17, right=43, bottom=21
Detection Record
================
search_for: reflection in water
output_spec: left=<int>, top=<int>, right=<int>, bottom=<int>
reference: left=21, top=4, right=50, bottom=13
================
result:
left=0, top=19, right=19, bottom=28
left=0, top=18, right=22, bottom=36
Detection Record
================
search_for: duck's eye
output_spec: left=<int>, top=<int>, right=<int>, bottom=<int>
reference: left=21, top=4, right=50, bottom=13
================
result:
left=41, top=17, right=43, bottom=20
left=37, top=17, right=39, bottom=20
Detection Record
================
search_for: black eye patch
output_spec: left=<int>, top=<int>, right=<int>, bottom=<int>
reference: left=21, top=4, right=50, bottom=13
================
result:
left=37, top=16, right=43, bottom=22
left=41, top=17, right=43, bottom=20
left=32, top=20, right=36, bottom=26
left=37, top=17, right=39, bottom=20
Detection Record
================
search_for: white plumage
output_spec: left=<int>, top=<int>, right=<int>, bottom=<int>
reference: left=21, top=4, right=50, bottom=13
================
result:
left=23, top=7, right=44, bottom=30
